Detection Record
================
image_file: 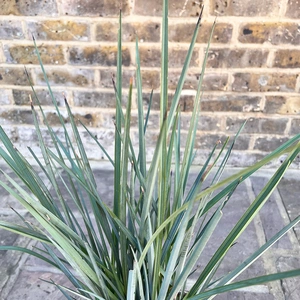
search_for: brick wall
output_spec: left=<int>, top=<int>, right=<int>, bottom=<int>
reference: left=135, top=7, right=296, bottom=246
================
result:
left=0, top=0, right=299, bottom=167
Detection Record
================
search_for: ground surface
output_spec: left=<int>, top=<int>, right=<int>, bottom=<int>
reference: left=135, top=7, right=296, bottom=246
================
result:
left=0, top=165, right=299, bottom=299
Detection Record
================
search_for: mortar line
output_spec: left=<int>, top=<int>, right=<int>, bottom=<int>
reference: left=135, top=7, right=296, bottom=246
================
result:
left=260, top=94, right=266, bottom=112
left=0, top=43, right=5, bottom=62
left=129, top=0, right=134, bottom=16
left=1, top=15, right=300, bottom=22
left=248, top=135, right=256, bottom=150
left=94, top=69, right=101, bottom=89
left=3, top=87, right=300, bottom=103
left=1, top=39, right=300, bottom=50
left=90, top=20, right=96, bottom=42
left=5, top=83, right=300, bottom=97
left=295, top=75, right=300, bottom=93
left=245, top=177, right=285, bottom=298
left=284, top=118, right=292, bottom=136
left=204, top=0, right=211, bottom=17
left=266, top=50, right=276, bottom=68
left=3, top=63, right=300, bottom=75
left=20, top=19, right=28, bottom=40
left=229, top=20, right=240, bottom=47
left=272, top=187, right=300, bottom=246
left=56, top=0, right=63, bottom=16
left=0, top=103, right=297, bottom=122
left=280, top=0, right=290, bottom=16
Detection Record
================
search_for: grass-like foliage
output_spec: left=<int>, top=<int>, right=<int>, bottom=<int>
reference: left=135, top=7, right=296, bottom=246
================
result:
left=1, top=1, right=300, bottom=299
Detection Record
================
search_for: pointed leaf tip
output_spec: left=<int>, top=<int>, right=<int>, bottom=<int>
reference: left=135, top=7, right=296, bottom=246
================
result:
left=197, top=5, right=204, bottom=26
left=64, top=95, right=68, bottom=105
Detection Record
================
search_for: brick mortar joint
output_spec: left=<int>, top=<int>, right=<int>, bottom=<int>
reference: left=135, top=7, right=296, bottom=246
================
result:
left=0, top=15, right=299, bottom=22
left=3, top=87, right=300, bottom=102
left=1, top=64, right=300, bottom=74
left=90, top=22, right=96, bottom=42
left=266, top=50, right=276, bottom=68
left=2, top=106, right=298, bottom=126
left=279, top=0, right=290, bottom=16
left=295, top=76, right=300, bottom=93
left=2, top=41, right=300, bottom=51
left=284, top=118, right=292, bottom=135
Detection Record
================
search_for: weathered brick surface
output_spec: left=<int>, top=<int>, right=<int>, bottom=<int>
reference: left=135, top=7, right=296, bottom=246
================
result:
left=73, top=91, right=117, bottom=108
left=178, top=114, right=221, bottom=131
left=139, top=48, right=161, bottom=67
left=142, top=92, right=199, bottom=112
left=0, top=20, right=24, bottom=40
left=226, top=117, right=288, bottom=135
left=169, top=47, right=199, bottom=68
left=99, top=69, right=160, bottom=90
left=96, top=21, right=160, bottom=42
left=4, top=45, right=65, bottom=65
left=45, top=111, right=97, bottom=127
left=0, top=89, right=11, bottom=105
left=60, top=0, right=129, bottom=16
left=68, top=46, right=131, bottom=66
left=74, top=112, right=98, bottom=129
left=179, top=95, right=199, bottom=112
left=168, top=72, right=227, bottom=91
left=13, top=89, right=67, bottom=106
left=195, top=133, right=250, bottom=150
left=0, top=67, right=31, bottom=86
left=201, top=94, right=262, bottom=112
left=0, top=0, right=58, bottom=16
left=273, top=50, right=300, bottom=68
left=264, top=96, right=300, bottom=115
left=143, top=92, right=261, bottom=114
left=197, top=115, right=222, bottom=131
left=134, top=0, right=203, bottom=17
left=226, top=117, right=259, bottom=134
left=138, top=47, right=199, bottom=68
left=141, top=70, right=160, bottom=90
left=211, top=0, right=280, bottom=16
left=35, top=68, right=95, bottom=87
left=260, top=118, right=288, bottom=134
left=207, top=49, right=269, bottom=68
left=169, top=23, right=233, bottom=44
left=239, top=23, right=300, bottom=45
left=254, top=136, right=290, bottom=152
left=27, top=20, right=90, bottom=41
left=99, top=69, right=134, bottom=89
left=95, top=22, right=119, bottom=42
left=285, top=0, right=300, bottom=18
left=232, top=73, right=297, bottom=92
left=0, top=109, right=34, bottom=125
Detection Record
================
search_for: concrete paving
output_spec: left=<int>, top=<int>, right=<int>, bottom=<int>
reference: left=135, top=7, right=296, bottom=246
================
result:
left=0, top=164, right=299, bottom=299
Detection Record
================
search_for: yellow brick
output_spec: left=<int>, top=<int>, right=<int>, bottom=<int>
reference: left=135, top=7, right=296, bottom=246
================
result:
left=27, top=20, right=89, bottom=41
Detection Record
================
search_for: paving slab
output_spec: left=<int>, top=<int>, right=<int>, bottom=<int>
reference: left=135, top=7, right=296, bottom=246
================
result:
left=6, top=271, right=80, bottom=300
left=277, top=177, right=300, bottom=242
left=0, top=213, right=33, bottom=299
left=276, top=255, right=300, bottom=300
left=251, top=176, right=294, bottom=250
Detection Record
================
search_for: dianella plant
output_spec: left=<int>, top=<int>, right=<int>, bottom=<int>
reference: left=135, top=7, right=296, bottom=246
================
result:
left=0, top=1, right=300, bottom=299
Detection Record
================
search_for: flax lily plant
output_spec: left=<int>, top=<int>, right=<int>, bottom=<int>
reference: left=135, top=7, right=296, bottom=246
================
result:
left=0, top=1, right=300, bottom=299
